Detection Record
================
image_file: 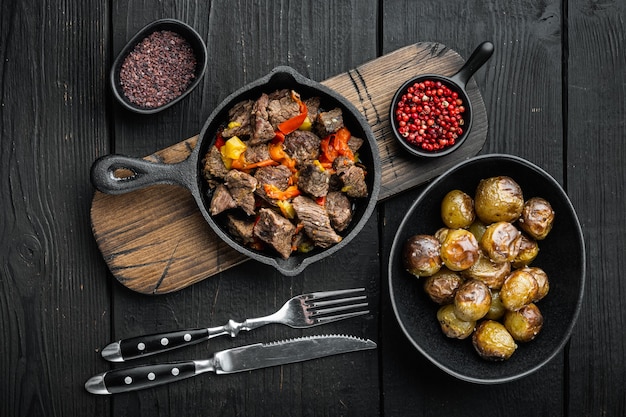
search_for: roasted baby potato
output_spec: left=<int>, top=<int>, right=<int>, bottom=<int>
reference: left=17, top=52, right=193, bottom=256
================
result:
left=480, top=221, right=522, bottom=263
left=518, top=197, right=555, bottom=240
left=462, top=252, right=511, bottom=290
left=512, top=233, right=540, bottom=268
left=453, top=279, right=492, bottom=322
left=423, top=268, right=464, bottom=305
left=522, top=266, right=550, bottom=301
left=474, top=176, right=524, bottom=224
left=504, top=303, right=544, bottom=342
left=500, top=269, right=539, bottom=311
left=484, top=290, right=506, bottom=320
left=403, top=234, right=442, bottom=277
left=441, top=189, right=475, bottom=229
left=468, top=219, right=487, bottom=242
left=437, top=304, right=475, bottom=339
left=472, top=320, right=517, bottom=361
left=440, top=228, right=480, bottom=271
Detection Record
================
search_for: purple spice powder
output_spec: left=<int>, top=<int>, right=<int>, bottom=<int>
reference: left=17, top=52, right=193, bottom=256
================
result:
left=119, top=30, right=197, bottom=109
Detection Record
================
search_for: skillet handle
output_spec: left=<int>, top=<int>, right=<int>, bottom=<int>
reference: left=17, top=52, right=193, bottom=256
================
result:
left=90, top=154, right=193, bottom=195
left=449, top=41, right=494, bottom=87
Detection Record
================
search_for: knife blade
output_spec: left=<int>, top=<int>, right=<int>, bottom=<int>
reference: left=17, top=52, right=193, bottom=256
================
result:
left=85, top=334, right=376, bottom=394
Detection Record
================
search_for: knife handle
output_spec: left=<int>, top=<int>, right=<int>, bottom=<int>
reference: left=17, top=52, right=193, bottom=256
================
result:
left=102, top=329, right=210, bottom=362
left=85, top=361, right=199, bottom=394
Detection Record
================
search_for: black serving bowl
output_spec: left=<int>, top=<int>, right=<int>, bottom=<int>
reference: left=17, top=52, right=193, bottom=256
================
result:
left=388, top=154, right=585, bottom=383
left=92, top=66, right=381, bottom=276
left=389, top=42, right=493, bottom=158
left=110, top=19, right=208, bottom=114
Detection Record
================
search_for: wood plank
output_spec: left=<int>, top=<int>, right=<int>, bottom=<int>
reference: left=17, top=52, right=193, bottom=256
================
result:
left=91, top=42, right=488, bottom=294
left=0, top=1, right=110, bottom=416
left=380, top=0, right=566, bottom=415
left=566, top=0, right=626, bottom=415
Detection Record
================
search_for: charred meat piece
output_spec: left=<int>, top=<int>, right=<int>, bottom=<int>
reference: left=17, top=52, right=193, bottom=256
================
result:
left=333, top=156, right=368, bottom=198
left=254, top=165, right=293, bottom=199
left=226, top=214, right=256, bottom=245
left=267, top=89, right=301, bottom=128
left=210, top=184, right=237, bottom=215
left=250, top=93, right=276, bottom=145
left=297, top=163, right=329, bottom=198
left=325, top=191, right=353, bottom=232
left=315, top=108, right=344, bottom=137
left=283, top=130, right=321, bottom=165
left=292, top=196, right=342, bottom=248
left=253, top=208, right=296, bottom=259
left=203, top=146, right=229, bottom=180
left=244, top=143, right=271, bottom=164
left=304, top=96, right=321, bottom=122
left=222, top=99, right=254, bottom=138
left=348, top=136, right=364, bottom=154
left=224, top=170, right=258, bottom=215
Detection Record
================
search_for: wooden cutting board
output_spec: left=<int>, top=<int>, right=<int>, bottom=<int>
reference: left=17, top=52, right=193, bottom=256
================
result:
left=91, top=42, right=489, bottom=294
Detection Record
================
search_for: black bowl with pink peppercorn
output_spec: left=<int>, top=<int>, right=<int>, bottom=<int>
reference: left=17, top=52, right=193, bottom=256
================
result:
left=110, top=19, right=208, bottom=114
left=390, top=42, right=494, bottom=157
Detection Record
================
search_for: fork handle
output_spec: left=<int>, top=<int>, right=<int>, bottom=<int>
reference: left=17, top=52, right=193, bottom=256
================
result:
left=102, top=317, right=276, bottom=362
left=102, top=329, right=210, bottom=362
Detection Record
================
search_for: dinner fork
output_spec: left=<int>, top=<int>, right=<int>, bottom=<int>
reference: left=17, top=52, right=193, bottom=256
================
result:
left=101, top=288, right=369, bottom=362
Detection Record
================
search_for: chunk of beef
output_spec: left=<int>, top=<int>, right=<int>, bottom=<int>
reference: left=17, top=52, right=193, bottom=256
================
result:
left=325, top=191, right=353, bottom=232
left=250, top=93, right=275, bottom=145
left=210, top=184, right=237, bottom=215
left=315, top=108, right=344, bottom=137
left=304, top=96, right=321, bottom=122
left=253, top=208, right=295, bottom=259
left=203, top=146, right=229, bottom=180
left=267, top=89, right=301, bottom=128
left=226, top=214, right=256, bottom=245
left=348, top=136, right=364, bottom=154
left=222, top=99, right=254, bottom=138
left=292, top=196, right=342, bottom=248
left=283, top=130, right=321, bottom=165
left=254, top=165, right=293, bottom=199
left=224, top=170, right=258, bottom=215
left=297, top=163, right=329, bottom=198
left=334, top=157, right=368, bottom=198
left=244, top=143, right=270, bottom=164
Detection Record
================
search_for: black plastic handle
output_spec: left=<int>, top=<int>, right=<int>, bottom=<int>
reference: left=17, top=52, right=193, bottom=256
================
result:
left=99, top=361, right=197, bottom=394
left=90, top=154, right=194, bottom=195
left=109, top=328, right=211, bottom=362
left=449, top=41, right=494, bottom=87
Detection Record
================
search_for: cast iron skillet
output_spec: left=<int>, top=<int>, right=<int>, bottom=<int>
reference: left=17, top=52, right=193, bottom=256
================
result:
left=91, top=66, right=382, bottom=276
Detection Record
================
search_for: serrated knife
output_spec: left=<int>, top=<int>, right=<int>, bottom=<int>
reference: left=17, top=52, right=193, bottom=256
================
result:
left=85, top=334, right=376, bottom=394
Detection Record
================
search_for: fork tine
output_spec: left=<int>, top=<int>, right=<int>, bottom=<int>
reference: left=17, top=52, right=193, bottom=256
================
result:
left=306, top=295, right=366, bottom=309
left=309, top=302, right=369, bottom=317
left=305, top=287, right=366, bottom=300
left=312, top=309, right=370, bottom=325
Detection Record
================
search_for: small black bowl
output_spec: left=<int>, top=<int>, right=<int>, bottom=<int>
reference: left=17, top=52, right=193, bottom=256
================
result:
left=389, top=42, right=494, bottom=158
left=388, top=154, right=585, bottom=383
left=110, top=19, right=208, bottom=114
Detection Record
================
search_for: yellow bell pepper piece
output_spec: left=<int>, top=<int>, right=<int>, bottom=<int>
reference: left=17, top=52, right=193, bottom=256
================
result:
left=220, top=136, right=247, bottom=168
left=298, top=116, right=312, bottom=131
left=276, top=200, right=296, bottom=219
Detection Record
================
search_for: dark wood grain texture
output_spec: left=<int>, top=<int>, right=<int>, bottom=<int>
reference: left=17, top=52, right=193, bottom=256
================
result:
left=90, top=42, right=488, bottom=294
left=380, top=0, right=566, bottom=416
left=1, top=0, right=625, bottom=416
left=108, top=1, right=380, bottom=416
left=0, top=0, right=111, bottom=416
left=566, top=0, right=626, bottom=414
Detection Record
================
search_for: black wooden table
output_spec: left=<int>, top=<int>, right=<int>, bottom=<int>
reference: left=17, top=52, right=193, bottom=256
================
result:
left=1, top=1, right=624, bottom=416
